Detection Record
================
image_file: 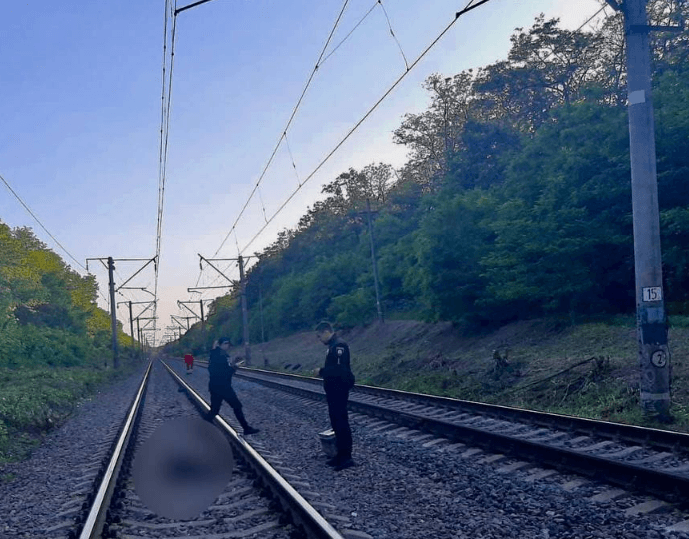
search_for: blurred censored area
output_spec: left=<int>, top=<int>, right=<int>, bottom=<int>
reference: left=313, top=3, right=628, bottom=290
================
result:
left=133, top=416, right=235, bottom=520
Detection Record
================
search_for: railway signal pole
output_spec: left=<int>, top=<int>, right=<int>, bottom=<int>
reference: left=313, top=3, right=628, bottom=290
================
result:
left=606, top=0, right=683, bottom=418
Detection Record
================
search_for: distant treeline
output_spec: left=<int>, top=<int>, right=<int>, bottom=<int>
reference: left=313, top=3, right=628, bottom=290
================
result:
left=0, top=224, right=133, bottom=368
left=174, top=4, right=689, bottom=354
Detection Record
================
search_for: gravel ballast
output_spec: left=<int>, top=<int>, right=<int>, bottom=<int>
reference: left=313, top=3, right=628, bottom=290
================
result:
left=3, top=358, right=689, bottom=539
left=173, top=361, right=689, bottom=539
left=0, top=368, right=146, bottom=538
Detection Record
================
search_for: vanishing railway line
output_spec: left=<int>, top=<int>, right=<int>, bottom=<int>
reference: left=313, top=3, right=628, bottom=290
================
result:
left=10, top=357, right=689, bottom=538
left=67, top=361, right=344, bottom=539
left=231, top=366, right=689, bottom=506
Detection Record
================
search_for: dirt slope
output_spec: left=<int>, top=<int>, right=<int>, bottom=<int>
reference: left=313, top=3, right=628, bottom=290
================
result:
left=231, top=318, right=636, bottom=386
left=228, top=317, right=689, bottom=430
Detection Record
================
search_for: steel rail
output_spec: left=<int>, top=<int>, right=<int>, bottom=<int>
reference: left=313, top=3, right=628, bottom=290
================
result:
left=78, top=360, right=153, bottom=539
left=224, top=366, right=689, bottom=503
left=160, top=360, right=345, bottom=539
left=235, top=367, right=689, bottom=453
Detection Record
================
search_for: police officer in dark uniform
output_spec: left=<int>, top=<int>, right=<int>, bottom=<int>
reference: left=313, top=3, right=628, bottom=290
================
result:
left=204, top=337, right=259, bottom=435
left=315, top=321, right=355, bottom=471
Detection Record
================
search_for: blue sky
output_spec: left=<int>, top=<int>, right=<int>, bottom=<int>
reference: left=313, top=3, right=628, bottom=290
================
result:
left=1, top=0, right=606, bottom=344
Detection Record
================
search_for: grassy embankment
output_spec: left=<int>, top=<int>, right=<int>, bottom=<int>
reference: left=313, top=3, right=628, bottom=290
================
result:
left=253, top=315, right=689, bottom=433
left=361, top=317, right=689, bottom=432
left=3, top=316, right=686, bottom=475
left=0, top=356, right=141, bottom=472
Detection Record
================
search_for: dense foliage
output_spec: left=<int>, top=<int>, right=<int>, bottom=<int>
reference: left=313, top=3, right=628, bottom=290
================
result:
left=0, top=224, right=140, bottom=460
left=174, top=3, right=689, bottom=352
left=0, top=223, right=133, bottom=368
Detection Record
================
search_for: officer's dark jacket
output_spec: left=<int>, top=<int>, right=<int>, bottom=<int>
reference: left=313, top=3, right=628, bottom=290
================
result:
left=319, top=336, right=355, bottom=388
left=208, top=347, right=236, bottom=387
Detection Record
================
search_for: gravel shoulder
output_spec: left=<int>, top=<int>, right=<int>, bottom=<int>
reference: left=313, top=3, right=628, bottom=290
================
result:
left=173, top=360, right=689, bottom=539
left=0, top=367, right=146, bottom=538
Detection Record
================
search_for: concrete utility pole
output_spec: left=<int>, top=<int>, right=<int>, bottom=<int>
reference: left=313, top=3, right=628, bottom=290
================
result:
left=365, top=198, right=384, bottom=323
left=258, top=276, right=267, bottom=367
left=108, top=257, right=119, bottom=369
left=172, top=314, right=196, bottom=331
left=121, top=301, right=155, bottom=358
left=127, top=301, right=134, bottom=353
left=166, top=325, right=181, bottom=341
left=136, top=318, right=141, bottom=358
left=607, top=0, right=682, bottom=417
left=238, top=255, right=252, bottom=365
left=195, top=254, right=253, bottom=365
left=138, top=318, right=157, bottom=355
left=87, top=257, right=157, bottom=369
left=176, top=301, right=202, bottom=331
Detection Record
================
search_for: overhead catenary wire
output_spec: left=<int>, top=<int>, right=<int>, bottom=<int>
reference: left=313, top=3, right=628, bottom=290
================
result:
left=153, top=0, right=178, bottom=343
left=319, top=0, right=380, bottom=67
left=0, top=172, right=116, bottom=305
left=239, top=0, right=494, bottom=255
left=189, top=0, right=352, bottom=296
left=156, top=8, right=177, bottom=270
left=213, top=0, right=351, bottom=258
left=188, top=0, right=607, bottom=316
left=257, top=186, right=269, bottom=224
left=576, top=3, right=609, bottom=31
left=239, top=0, right=611, bottom=256
left=378, top=0, right=410, bottom=70
left=284, top=134, right=302, bottom=187
left=189, top=0, right=475, bottom=304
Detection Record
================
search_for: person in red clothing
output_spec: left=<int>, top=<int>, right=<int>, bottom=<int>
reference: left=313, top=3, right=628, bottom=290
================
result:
left=184, top=353, right=194, bottom=374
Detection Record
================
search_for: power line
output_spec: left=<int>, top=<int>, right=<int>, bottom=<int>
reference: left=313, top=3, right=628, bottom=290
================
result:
left=284, top=134, right=302, bottom=187
left=378, top=0, right=409, bottom=70
left=188, top=0, right=352, bottom=297
left=576, top=3, right=609, bottom=32
left=153, top=0, right=178, bottom=341
left=213, top=0, right=351, bottom=258
left=239, top=0, right=494, bottom=255
left=0, top=172, right=88, bottom=273
left=239, top=0, right=607, bottom=256
left=0, top=172, right=114, bottom=306
left=320, top=0, right=379, bottom=67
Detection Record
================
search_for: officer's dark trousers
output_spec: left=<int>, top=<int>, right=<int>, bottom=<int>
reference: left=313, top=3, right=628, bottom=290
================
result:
left=325, top=383, right=352, bottom=460
left=208, top=384, right=249, bottom=429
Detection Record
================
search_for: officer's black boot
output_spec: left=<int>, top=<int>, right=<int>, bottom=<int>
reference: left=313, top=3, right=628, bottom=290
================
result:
left=234, top=407, right=259, bottom=435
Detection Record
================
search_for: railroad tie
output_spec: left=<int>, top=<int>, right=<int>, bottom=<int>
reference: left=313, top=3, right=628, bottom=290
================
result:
left=666, top=519, right=689, bottom=533
left=524, top=469, right=558, bottom=482
left=600, top=445, right=644, bottom=459
left=588, top=488, right=628, bottom=502
left=560, top=478, right=590, bottom=492
left=497, top=461, right=531, bottom=474
left=624, top=500, right=670, bottom=516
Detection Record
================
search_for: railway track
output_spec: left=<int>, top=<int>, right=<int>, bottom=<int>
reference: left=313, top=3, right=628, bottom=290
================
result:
left=68, top=360, right=344, bottom=539
left=31, top=353, right=688, bottom=538
left=225, top=365, right=689, bottom=506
